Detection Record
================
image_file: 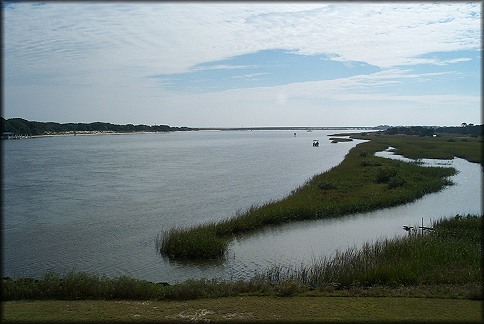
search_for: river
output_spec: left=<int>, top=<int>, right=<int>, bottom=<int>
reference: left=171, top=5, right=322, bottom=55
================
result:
left=2, top=130, right=481, bottom=283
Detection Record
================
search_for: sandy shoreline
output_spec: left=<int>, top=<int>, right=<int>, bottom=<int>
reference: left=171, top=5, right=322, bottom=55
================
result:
left=4, top=130, right=177, bottom=139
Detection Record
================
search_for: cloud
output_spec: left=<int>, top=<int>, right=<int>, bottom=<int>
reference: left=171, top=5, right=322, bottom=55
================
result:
left=231, top=72, right=268, bottom=79
left=443, top=58, right=473, bottom=64
left=192, top=65, right=260, bottom=72
left=145, top=78, right=480, bottom=127
left=158, top=68, right=479, bottom=111
left=4, top=2, right=480, bottom=80
left=2, top=2, right=481, bottom=126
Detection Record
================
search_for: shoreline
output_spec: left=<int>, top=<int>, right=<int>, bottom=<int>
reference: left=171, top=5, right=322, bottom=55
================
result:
left=4, top=127, right=376, bottom=140
left=33, top=130, right=161, bottom=137
left=3, top=130, right=180, bottom=140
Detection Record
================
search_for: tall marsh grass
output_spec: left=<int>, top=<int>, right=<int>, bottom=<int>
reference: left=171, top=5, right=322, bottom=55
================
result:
left=158, top=225, right=228, bottom=259
left=256, top=215, right=481, bottom=289
left=2, top=272, right=163, bottom=301
left=160, top=136, right=460, bottom=259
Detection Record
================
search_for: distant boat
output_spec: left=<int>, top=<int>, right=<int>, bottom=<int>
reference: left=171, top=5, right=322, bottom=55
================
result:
left=313, top=140, right=319, bottom=147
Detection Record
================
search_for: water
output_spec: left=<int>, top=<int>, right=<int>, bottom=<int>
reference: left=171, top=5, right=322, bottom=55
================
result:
left=2, top=131, right=481, bottom=283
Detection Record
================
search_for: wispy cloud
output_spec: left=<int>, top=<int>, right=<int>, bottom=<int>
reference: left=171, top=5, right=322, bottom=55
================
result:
left=231, top=73, right=269, bottom=80
left=419, top=57, right=474, bottom=66
left=192, top=65, right=260, bottom=72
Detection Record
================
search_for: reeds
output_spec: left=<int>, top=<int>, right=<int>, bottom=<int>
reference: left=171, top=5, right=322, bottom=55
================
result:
left=256, top=215, right=481, bottom=289
left=2, top=271, right=163, bottom=301
left=158, top=225, right=228, bottom=259
left=1, top=271, right=270, bottom=301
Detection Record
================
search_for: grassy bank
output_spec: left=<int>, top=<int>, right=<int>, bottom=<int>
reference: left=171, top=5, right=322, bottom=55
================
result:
left=3, top=215, right=481, bottom=302
left=159, top=133, right=476, bottom=259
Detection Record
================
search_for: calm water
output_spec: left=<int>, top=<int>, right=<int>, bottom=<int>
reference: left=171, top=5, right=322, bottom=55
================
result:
left=2, top=131, right=482, bottom=283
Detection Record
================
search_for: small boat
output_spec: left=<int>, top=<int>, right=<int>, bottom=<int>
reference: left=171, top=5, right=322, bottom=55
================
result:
left=313, top=140, right=319, bottom=147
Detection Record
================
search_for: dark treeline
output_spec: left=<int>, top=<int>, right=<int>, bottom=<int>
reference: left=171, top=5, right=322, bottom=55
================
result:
left=1, top=117, right=195, bottom=136
left=384, top=125, right=483, bottom=137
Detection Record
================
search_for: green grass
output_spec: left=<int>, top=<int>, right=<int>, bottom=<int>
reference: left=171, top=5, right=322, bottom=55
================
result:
left=3, top=297, right=482, bottom=322
left=160, top=134, right=469, bottom=259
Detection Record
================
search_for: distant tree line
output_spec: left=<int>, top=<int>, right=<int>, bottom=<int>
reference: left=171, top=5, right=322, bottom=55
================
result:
left=384, top=125, right=482, bottom=137
left=1, top=118, right=195, bottom=136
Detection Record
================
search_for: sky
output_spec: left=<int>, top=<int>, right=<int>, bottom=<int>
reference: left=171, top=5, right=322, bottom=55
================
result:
left=2, top=1, right=482, bottom=127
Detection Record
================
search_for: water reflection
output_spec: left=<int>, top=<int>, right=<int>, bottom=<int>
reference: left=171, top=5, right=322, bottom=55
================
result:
left=160, top=254, right=226, bottom=268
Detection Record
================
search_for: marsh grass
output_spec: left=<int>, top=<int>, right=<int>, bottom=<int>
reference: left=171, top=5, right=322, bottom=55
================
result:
left=329, top=137, right=353, bottom=143
left=160, top=134, right=461, bottom=259
left=257, top=215, right=481, bottom=292
left=2, top=272, right=272, bottom=302
left=354, top=133, right=482, bottom=164
left=3, top=215, right=480, bottom=301
left=2, top=272, right=163, bottom=301
left=158, top=225, right=228, bottom=259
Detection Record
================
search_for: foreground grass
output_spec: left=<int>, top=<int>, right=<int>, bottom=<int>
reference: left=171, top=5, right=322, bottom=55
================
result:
left=160, top=134, right=470, bottom=259
left=3, top=297, right=482, bottom=322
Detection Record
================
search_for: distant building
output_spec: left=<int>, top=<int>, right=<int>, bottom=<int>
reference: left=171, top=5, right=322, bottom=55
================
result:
left=2, top=132, right=14, bottom=139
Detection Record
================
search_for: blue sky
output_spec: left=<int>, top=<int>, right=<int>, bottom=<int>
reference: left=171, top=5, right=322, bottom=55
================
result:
left=151, top=49, right=382, bottom=92
left=2, top=2, right=481, bottom=127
